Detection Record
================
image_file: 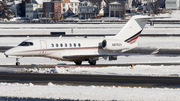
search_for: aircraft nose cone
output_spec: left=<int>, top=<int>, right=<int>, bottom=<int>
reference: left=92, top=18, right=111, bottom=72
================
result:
left=4, top=51, right=9, bottom=57
left=4, top=49, right=14, bottom=57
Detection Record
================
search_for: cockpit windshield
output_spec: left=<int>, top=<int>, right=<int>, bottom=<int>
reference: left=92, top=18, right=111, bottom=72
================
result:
left=18, top=41, right=33, bottom=46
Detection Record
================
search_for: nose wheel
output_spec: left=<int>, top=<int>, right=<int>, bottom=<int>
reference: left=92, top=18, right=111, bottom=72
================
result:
left=16, top=58, right=20, bottom=66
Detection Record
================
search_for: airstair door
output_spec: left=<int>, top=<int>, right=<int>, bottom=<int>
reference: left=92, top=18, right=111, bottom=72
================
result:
left=40, top=40, right=47, bottom=55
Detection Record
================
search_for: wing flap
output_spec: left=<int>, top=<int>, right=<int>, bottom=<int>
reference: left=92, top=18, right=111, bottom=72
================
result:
left=63, top=47, right=160, bottom=61
left=63, top=54, right=117, bottom=60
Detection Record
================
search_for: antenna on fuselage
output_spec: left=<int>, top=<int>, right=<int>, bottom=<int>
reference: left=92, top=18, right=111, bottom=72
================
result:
left=59, top=35, right=62, bottom=38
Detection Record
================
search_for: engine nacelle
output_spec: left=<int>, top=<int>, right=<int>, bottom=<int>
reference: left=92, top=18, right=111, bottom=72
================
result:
left=102, top=39, right=138, bottom=51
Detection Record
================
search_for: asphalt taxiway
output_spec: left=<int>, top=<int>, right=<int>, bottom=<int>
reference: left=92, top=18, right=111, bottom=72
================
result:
left=0, top=72, right=180, bottom=88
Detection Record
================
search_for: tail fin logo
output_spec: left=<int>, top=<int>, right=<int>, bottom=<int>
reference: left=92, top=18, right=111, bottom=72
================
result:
left=125, top=30, right=142, bottom=44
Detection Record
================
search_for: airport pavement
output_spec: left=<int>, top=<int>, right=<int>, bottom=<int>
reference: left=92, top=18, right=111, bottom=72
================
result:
left=0, top=72, right=180, bottom=88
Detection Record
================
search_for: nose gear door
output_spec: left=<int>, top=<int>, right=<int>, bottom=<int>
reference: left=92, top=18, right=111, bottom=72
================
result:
left=40, top=40, right=47, bottom=55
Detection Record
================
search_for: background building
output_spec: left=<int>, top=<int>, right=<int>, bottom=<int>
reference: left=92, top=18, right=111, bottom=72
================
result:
left=43, top=0, right=65, bottom=20
left=109, top=1, right=125, bottom=18
left=166, top=0, right=179, bottom=9
left=69, top=0, right=79, bottom=15
left=99, top=0, right=108, bottom=17
left=43, top=0, right=79, bottom=20
left=78, top=1, right=97, bottom=19
left=61, top=0, right=79, bottom=18
left=26, top=0, right=43, bottom=20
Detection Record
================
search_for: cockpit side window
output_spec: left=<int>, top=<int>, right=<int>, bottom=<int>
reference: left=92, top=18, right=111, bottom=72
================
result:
left=18, top=42, right=34, bottom=46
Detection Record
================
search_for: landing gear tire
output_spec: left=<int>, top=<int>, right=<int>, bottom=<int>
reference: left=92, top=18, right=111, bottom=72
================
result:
left=16, top=62, right=20, bottom=66
left=16, top=58, right=20, bottom=66
left=89, top=60, right=96, bottom=65
left=75, top=61, right=82, bottom=65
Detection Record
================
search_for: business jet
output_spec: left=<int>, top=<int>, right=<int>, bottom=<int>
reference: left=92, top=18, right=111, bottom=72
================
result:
left=4, top=15, right=159, bottom=66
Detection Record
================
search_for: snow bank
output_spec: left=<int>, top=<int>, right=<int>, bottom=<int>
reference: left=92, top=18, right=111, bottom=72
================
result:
left=21, top=65, right=180, bottom=77
left=157, top=10, right=180, bottom=20
left=1, top=22, right=180, bottom=35
left=0, top=82, right=180, bottom=100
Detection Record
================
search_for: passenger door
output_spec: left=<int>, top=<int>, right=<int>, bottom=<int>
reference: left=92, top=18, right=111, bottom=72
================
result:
left=40, top=40, right=47, bottom=55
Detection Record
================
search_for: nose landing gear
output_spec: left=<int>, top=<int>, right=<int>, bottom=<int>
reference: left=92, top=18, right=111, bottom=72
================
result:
left=16, top=58, right=20, bottom=66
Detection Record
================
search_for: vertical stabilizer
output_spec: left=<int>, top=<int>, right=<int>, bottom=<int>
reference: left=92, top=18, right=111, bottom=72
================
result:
left=115, top=15, right=154, bottom=44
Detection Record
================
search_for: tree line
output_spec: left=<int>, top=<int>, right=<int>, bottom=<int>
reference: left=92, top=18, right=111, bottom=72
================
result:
left=0, top=0, right=30, bottom=20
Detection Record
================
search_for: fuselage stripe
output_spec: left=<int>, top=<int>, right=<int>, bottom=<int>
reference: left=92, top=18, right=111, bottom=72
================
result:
left=19, top=46, right=101, bottom=53
left=127, top=35, right=139, bottom=43
left=125, top=30, right=142, bottom=43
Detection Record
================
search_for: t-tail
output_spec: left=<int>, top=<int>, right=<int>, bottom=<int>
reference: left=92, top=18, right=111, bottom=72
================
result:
left=102, top=15, right=155, bottom=51
left=115, top=15, right=154, bottom=44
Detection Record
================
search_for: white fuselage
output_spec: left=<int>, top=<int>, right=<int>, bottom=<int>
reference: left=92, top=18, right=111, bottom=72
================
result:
left=5, top=37, right=126, bottom=61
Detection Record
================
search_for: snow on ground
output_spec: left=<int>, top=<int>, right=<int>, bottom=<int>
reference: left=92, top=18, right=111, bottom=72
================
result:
left=1, top=23, right=180, bottom=35
left=2, top=52, right=180, bottom=65
left=0, top=24, right=120, bottom=35
left=19, top=65, right=180, bottom=77
left=1, top=10, right=180, bottom=36
left=0, top=24, right=120, bottom=28
left=137, top=37, right=180, bottom=48
left=1, top=37, right=180, bottom=77
left=1, top=27, right=180, bottom=77
left=1, top=50, right=180, bottom=77
left=0, top=67, right=21, bottom=73
left=156, top=10, right=180, bottom=20
left=1, top=21, right=180, bottom=100
left=0, top=82, right=180, bottom=101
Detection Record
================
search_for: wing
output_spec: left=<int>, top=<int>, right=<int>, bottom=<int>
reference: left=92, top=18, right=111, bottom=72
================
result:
left=123, top=47, right=159, bottom=55
left=63, top=54, right=118, bottom=61
left=62, top=47, right=160, bottom=61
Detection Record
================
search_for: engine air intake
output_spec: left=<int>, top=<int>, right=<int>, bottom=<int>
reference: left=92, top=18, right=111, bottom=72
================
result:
left=102, top=40, right=107, bottom=48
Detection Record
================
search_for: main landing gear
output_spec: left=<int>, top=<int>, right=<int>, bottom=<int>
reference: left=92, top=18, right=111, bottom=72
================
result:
left=74, top=61, right=82, bottom=65
left=74, top=60, right=96, bottom=65
left=88, top=60, right=96, bottom=65
left=16, top=58, right=20, bottom=66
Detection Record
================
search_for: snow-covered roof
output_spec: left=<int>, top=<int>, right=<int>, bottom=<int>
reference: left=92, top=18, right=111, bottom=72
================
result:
left=29, top=0, right=43, bottom=4
left=42, top=0, right=51, bottom=2
left=6, top=0, right=21, bottom=6
left=79, top=1, right=93, bottom=6
left=35, top=0, right=43, bottom=4
left=70, top=0, right=79, bottom=2
left=7, top=2, right=14, bottom=6
left=14, top=0, right=21, bottom=5
left=109, top=1, right=121, bottom=4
